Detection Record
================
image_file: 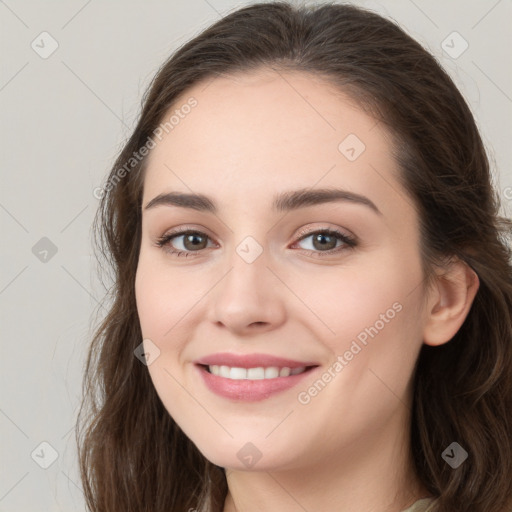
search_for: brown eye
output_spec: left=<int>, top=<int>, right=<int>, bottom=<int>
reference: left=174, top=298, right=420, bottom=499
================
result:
left=310, top=232, right=338, bottom=251
left=156, top=230, right=214, bottom=256
left=181, top=232, right=209, bottom=251
left=294, top=228, right=357, bottom=255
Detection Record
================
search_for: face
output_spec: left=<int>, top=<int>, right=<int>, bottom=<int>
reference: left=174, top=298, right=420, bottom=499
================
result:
left=135, top=69, right=429, bottom=472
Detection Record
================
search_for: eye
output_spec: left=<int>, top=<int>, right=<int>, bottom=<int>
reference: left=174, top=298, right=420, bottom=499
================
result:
left=291, top=227, right=357, bottom=256
left=155, top=229, right=215, bottom=257
left=155, top=226, right=357, bottom=258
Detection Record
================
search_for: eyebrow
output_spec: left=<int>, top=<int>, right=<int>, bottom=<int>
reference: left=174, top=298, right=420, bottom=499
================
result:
left=144, top=187, right=382, bottom=216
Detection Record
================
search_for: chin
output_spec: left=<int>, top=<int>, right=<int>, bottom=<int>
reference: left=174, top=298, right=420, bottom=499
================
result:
left=190, top=434, right=302, bottom=473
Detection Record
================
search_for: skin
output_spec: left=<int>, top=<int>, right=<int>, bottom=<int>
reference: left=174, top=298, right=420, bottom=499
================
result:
left=134, top=68, right=479, bottom=512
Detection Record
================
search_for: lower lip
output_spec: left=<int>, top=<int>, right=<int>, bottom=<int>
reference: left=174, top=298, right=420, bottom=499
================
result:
left=196, top=365, right=317, bottom=401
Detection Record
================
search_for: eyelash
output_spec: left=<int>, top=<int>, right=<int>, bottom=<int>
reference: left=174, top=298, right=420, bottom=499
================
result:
left=155, top=226, right=357, bottom=258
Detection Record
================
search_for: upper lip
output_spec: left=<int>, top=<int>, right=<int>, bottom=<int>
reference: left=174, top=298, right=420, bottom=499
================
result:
left=195, top=352, right=319, bottom=369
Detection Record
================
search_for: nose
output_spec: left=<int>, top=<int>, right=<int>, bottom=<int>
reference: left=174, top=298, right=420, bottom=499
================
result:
left=207, top=247, right=286, bottom=336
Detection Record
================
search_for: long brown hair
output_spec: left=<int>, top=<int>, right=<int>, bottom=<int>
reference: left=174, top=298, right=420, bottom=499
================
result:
left=77, top=2, right=512, bottom=511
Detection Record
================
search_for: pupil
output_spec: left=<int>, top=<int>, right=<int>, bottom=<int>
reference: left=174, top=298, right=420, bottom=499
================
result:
left=314, top=233, right=336, bottom=250
left=185, top=233, right=205, bottom=250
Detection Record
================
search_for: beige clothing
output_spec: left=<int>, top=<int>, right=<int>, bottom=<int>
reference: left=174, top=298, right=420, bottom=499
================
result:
left=401, top=498, right=437, bottom=512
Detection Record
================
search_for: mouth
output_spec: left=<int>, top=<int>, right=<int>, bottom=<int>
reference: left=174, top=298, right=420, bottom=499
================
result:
left=194, top=353, right=320, bottom=401
left=201, top=364, right=313, bottom=379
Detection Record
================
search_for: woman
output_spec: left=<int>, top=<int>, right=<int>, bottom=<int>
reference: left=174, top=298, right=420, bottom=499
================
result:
left=77, top=2, right=512, bottom=511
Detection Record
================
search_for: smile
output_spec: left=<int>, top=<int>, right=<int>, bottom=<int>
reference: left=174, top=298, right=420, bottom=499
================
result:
left=206, top=365, right=307, bottom=380
left=194, top=353, right=320, bottom=401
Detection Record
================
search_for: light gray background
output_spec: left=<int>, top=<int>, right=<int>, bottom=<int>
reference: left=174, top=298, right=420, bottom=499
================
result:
left=1, top=0, right=511, bottom=510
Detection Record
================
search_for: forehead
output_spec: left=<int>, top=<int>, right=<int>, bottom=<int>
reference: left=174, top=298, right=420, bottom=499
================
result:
left=142, top=68, right=404, bottom=218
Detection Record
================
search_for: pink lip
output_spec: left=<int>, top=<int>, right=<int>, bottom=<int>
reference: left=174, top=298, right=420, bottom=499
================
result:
left=195, top=352, right=317, bottom=369
left=194, top=352, right=319, bottom=402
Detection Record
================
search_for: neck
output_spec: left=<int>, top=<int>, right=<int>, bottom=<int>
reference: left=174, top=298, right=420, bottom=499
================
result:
left=222, top=408, right=430, bottom=512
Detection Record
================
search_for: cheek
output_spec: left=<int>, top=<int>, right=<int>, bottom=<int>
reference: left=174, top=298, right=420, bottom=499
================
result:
left=288, top=256, right=419, bottom=354
left=289, top=266, right=424, bottom=451
left=134, top=257, right=203, bottom=420
left=313, top=253, right=424, bottom=400
left=135, top=262, right=169, bottom=339
left=135, top=255, right=206, bottom=340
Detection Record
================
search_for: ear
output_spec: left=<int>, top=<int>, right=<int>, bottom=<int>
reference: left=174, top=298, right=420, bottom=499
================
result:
left=422, top=258, right=480, bottom=347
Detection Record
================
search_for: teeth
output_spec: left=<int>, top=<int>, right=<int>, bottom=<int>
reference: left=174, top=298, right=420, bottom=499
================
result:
left=247, top=367, right=265, bottom=379
left=207, top=365, right=307, bottom=380
left=264, top=367, right=279, bottom=379
left=230, top=367, right=247, bottom=379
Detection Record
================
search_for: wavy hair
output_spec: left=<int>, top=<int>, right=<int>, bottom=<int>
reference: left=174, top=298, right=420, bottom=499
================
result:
left=76, top=2, right=512, bottom=511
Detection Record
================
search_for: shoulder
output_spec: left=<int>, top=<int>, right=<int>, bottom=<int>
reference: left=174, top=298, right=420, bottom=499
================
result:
left=401, top=497, right=438, bottom=512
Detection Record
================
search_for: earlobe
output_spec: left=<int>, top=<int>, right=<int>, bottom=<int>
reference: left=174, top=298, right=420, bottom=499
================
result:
left=422, top=260, right=480, bottom=347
